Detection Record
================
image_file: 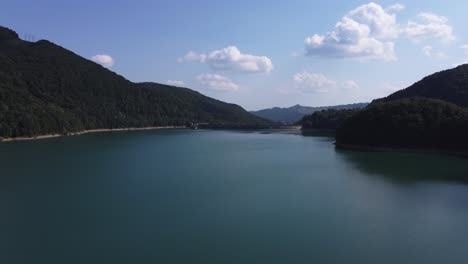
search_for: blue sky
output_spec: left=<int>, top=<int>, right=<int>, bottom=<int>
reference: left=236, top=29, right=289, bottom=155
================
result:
left=2, top=0, right=468, bottom=110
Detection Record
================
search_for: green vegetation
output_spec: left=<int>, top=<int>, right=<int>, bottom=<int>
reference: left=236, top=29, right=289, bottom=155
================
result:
left=301, top=109, right=361, bottom=130
left=376, top=64, right=468, bottom=108
left=252, top=103, right=367, bottom=124
left=336, top=98, right=468, bottom=150
left=336, top=64, right=468, bottom=151
left=0, top=26, right=272, bottom=138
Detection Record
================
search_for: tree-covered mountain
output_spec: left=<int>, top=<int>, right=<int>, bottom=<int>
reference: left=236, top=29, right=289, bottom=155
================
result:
left=301, top=109, right=361, bottom=130
left=336, top=64, right=468, bottom=151
left=251, top=103, right=367, bottom=124
left=0, top=26, right=273, bottom=139
left=375, top=64, right=468, bottom=107
left=336, top=98, right=468, bottom=150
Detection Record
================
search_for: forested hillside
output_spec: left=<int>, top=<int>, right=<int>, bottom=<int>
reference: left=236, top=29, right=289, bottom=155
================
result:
left=335, top=64, right=468, bottom=150
left=376, top=64, right=468, bottom=107
left=336, top=98, right=468, bottom=150
left=0, top=26, right=272, bottom=138
left=301, top=109, right=361, bottom=130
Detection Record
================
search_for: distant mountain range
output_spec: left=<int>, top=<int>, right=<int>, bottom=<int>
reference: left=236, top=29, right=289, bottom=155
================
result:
left=251, top=103, right=368, bottom=124
left=0, top=26, right=273, bottom=139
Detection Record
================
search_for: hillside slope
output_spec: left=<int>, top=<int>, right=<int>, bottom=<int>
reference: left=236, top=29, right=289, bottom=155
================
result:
left=376, top=64, right=468, bottom=107
left=301, top=109, right=361, bottom=130
left=336, top=98, right=468, bottom=150
left=336, top=64, right=468, bottom=151
left=0, top=26, right=272, bottom=138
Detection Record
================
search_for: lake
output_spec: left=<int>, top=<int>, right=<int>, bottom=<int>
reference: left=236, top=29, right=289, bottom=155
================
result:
left=1, top=129, right=468, bottom=264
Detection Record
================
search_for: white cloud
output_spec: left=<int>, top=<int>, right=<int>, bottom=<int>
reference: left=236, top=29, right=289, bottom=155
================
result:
left=180, top=51, right=207, bottom=63
left=293, top=72, right=336, bottom=93
left=304, top=3, right=455, bottom=61
left=305, top=2, right=398, bottom=61
left=404, top=13, right=455, bottom=42
left=293, top=72, right=360, bottom=94
left=386, top=4, right=405, bottom=12
left=197, top=74, right=239, bottom=91
left=348, top=3, right=400, bottom=39
left=91, top=54, right=114, bottom=68
left=167, top=80, right=185, bottom=86
left=418, top=12, right=448, bottom=24
left=341, top=80, right=360, bottom=91
left=180, top=46, right=273, bottom=73
left=422, top=45, right=448, bottom=59
left=462, top=45, right=468, bottom=55
left=422, top=45, right=433, bottom=56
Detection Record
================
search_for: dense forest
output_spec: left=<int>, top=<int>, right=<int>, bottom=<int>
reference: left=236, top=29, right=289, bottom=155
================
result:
left=332, top=63, right=468, bottom=150
left=252, top=103, right=367, bottom=124
left=0, top=26, right=273, bottom=139
left=301, top=109, right=361, bottom=130
left=336, top=98, right=468, bottom=150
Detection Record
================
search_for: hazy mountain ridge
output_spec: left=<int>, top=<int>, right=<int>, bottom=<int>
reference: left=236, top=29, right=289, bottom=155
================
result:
left=251, top=103, right=368, bottom=124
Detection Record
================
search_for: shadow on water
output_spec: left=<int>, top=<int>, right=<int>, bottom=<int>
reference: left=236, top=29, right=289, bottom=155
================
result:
left=335, top=148, right=468, bottom=185
left=300, top=129, right=335, bottom=137
left=299, top=129, right=336, bottom=144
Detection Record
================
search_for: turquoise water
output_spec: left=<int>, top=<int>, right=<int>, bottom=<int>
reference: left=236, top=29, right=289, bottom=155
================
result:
left=1, top=129, right=468, bottom=264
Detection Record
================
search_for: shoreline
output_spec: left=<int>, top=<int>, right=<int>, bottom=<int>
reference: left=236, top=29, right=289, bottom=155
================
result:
left=0, top=126, right=300, bottom=143
left=0, top=126, right=186, bottom=142
left=335, top=143, right=468, bottom=157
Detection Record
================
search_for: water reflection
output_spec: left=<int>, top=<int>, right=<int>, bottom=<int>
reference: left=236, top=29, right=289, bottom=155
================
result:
left=300, top=129, right=335, bottom=137
left=335, top=148, right=468, bottom=184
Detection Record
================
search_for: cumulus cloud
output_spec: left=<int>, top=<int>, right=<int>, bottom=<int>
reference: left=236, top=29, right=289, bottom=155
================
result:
left=305, top=2, right=398, bottom=61
left=167, top=80, right=185, bottom=86
left=404, top=13, right=455, bottom=42
left=422, top=45, right=433, bottom=56
left=91, top=54, right=114, bottom=68
left=180, top=46, right=273, bottom=73
left=422, top=45, right=448, bottom=59
left=341, top=80, right=360, bottom=91
left=294, top=72, right=336, bottom=93
left=386, top=4, right=405, bottom=12
left=197, top=74, right=239, bottom=91
left=304, top=2, right=455, bottom=61
left=293, top=71, right=359, bottom=93
left=462, top=45, right=468, bottom=55
left=349, top=3, right=400, bottom=39
left=179, top=51, right=207, bottom=63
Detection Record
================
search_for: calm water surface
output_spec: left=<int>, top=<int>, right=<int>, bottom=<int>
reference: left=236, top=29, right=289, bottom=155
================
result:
left=1, top=129, right=468, bottom=264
